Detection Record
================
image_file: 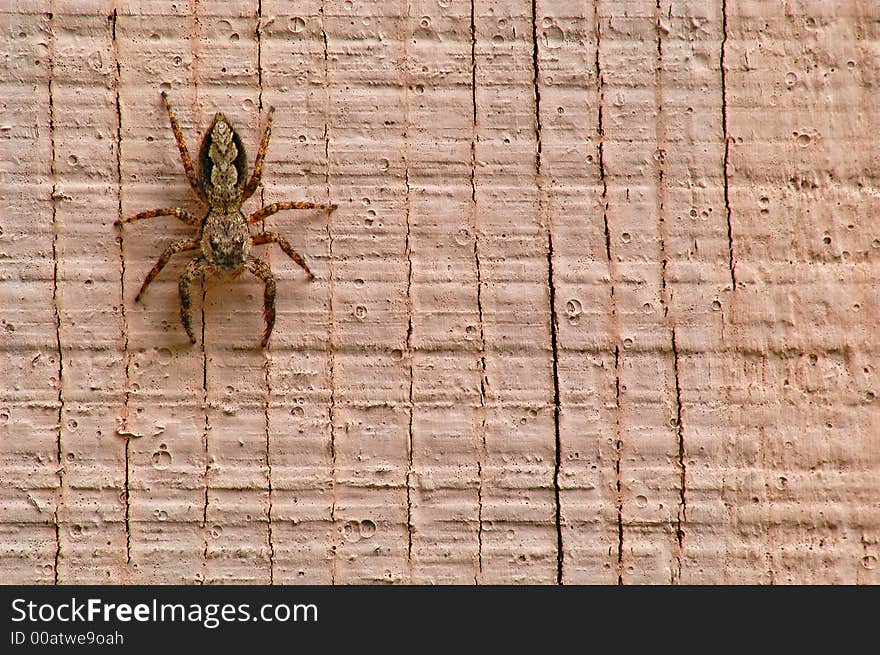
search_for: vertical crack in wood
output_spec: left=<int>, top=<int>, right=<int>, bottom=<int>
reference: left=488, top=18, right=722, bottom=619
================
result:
left=718, top=3, right=734, bottom=582
left=47, top=8, right=63, bottom=585
left=469, top=0, right=487, bottom=584
left=614, top=347, right=623, bottom=585
left=654, top=0, right=683, bottom=583
left=263, top=355, right=275, bottom=583
left=320, top=1, right=338, bottom=585
left=672, top=327, right=686, bottom=581
left=255, top=0, right=275, bottom=584
left=401, top=0, right=415, bottom=579
left=531, top=0, right=564, bottom=586
left=200, top=322, right=209, bottom=583
left=655, top=0, right=669, bottom=319
left=184, top=0, right=210, bottom=585
left=596, top=14, right=610, bottom=263
left=595, top=5, right=623, bottom=584
left=530, top=0, right=543, bottom=174
left=110, top=5, right=133, bottom=566
left=721, top=0, right=736, bottom=288
left=404, top=169, right=415, bottom=569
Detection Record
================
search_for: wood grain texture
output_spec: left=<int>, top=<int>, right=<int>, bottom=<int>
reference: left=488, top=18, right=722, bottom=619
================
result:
left=2, top=0, right=880, bottom=584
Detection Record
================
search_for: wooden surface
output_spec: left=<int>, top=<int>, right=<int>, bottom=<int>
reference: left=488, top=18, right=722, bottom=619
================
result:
left=2, top=0, right=879, bottom=584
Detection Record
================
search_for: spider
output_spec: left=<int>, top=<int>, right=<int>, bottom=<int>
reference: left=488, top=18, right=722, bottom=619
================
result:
left=116, top=91, right=335, bottom=347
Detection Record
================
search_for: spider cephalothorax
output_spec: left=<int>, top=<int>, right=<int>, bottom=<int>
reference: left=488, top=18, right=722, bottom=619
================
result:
left=116, top=92, right=335, bottom=347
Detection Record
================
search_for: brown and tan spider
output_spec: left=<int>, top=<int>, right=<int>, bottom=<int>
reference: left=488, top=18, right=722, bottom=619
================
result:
left=116, top=91, right=334, bottom=347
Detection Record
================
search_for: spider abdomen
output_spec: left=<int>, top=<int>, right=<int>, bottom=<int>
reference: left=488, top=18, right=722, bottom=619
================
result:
left=200, top=113, right=247, bottom=209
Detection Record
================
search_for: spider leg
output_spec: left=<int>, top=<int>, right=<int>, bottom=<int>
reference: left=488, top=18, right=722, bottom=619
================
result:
left=245, top=257, right=277, bottom=347
left=241, top=106, right=275, bottom=202
left=115, top=207, right=198, bottom=227
left=160, top=91, right=208, bottom=204
left=252, top=231, right=315, bottom=281
left=179, top=256, right=209, bottom=345
left=247, top=201, right=337, bottom=224
left=135, top=238, right=199, bottom=302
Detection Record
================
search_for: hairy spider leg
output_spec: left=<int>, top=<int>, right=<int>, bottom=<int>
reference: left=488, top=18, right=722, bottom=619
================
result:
left=179, top=256, right=209, bottom=344
left=252, top=231, right=315, bottom=281
left=135, top=238, right=200, bottom=302
left=246, top=201, right=337, bottom=224
left=115, top=207, right=198, bottom=227
left=241, top=106, right=275, bottom=202
left=246, top=258, right=277, bottom=347
left=161, top=91, right=208, bottom=204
